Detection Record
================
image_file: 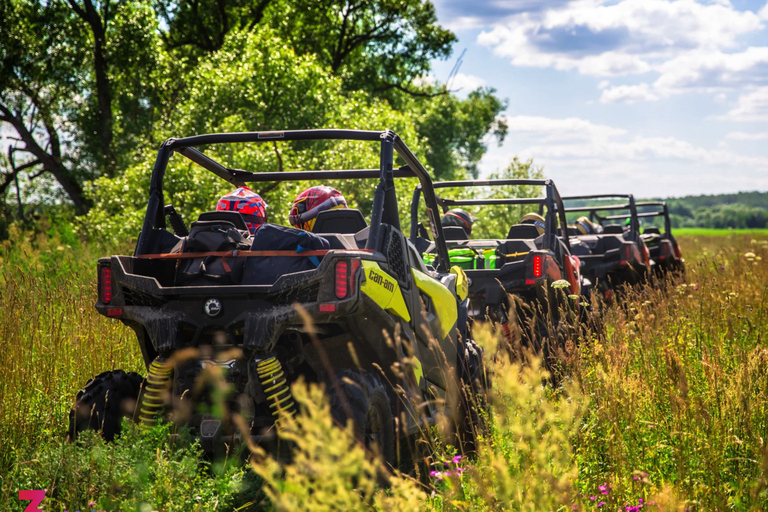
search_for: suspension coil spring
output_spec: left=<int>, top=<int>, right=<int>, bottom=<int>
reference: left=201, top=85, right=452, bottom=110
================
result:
left=139, top=358, right=172, bottom=428
left=256, top=357, right=295, bottom=421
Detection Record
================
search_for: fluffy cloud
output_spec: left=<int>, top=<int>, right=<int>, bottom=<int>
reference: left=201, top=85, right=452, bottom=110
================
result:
left=599, top=83, right=660, bottom=103
left=482, top=114, right=768, bottom=195
left=448, top=72, right=487, bottom=91
left=474, top=0, right=768, bottom=103
left=726, top=130, right=768, bottom=140
left=719, top=87, right=768, bottom=121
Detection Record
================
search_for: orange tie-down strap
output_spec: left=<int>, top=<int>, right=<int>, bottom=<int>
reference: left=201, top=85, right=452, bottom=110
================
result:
left=136, top=249, right=375, bottom=273
left=136, top=249, right=375, bottom=259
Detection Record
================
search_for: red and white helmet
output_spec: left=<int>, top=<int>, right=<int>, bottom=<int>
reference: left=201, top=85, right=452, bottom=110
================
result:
left=216, top=187, right=267, bottom=234
left=289, top=186, right=347, bottom=231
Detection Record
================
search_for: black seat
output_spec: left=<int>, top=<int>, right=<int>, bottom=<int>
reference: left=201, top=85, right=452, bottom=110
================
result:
left=602, top=224, right=624, bottom=234
left=194, top=211, right=248, bottom=231
left=312, top=209, right=367, bottom=234
left=443, top=226, right=469, bottom=240
left=506, top=224, right=540, bottom=240
left=643, top=226, right=661, bottom=235
left=567, top=227, right=579, bottom=236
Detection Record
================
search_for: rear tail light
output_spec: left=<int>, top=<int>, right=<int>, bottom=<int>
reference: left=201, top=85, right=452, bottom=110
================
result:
left=622, top=244, right=632, bottom=261
left=99, top=266, right=113, bottom=304
left=335, top=261, right=349, bottom=299
left=334, top=260, right=361, bottom=300
left=532, top=255, right=543, bottom=278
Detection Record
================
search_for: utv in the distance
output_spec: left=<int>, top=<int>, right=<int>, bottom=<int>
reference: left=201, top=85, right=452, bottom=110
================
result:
left=601, top=201, right=685, bottom=278
left=560, top=194, right=653, bottom=301
left=69, top=129, right=485, bottom=465
left=409, top=179, right=587, bottom=357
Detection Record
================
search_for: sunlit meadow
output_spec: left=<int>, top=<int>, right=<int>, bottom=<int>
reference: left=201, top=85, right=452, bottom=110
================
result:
left=1, top=230, right=766, bottom=511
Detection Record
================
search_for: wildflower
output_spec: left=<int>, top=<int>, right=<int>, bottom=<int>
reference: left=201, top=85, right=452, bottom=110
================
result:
left=590, top=496, right=596, bottom=501
left=452, top=455, right=462, bottom=464
left=599, top=484, right=610, bottom=494
left=694, top=283, right=699, bottom=291
left=88, top=502, right=96, bottom=507
left=721, top=265, right=726, bottom=271
left=598, top=502, right=606, bottom=507
left=552, top=279, right=570, bottom=289
left=745, top=252, right=756, bottom=259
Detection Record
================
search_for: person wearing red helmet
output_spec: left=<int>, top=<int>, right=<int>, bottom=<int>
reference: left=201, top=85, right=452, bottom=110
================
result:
left=216, top=186, right=267, bottom=234
left=441, top=209, right=477, bottom=236
left=289, top=186, right=347, bottom=232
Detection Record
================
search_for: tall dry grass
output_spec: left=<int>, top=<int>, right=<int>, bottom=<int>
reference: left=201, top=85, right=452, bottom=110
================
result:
left=0, top=227, right=142, bottom=484
left=0, top=230, right=766, bottom=511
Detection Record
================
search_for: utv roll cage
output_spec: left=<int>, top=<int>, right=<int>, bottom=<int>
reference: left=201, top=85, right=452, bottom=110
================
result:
left=558, top=194, right=640, bottom=239
left=601, top=201, right=672, bottom=235
left=408, top=179, right=572, bottom=252
left=135, top=129, right=452, bottom=272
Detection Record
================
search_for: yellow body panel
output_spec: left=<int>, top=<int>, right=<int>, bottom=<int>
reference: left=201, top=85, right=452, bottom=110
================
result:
left=450, top=266, right=469, bottom=301
left=360, top=261, right=411, bottom=322
left=411, top=268, right=457, bottom=340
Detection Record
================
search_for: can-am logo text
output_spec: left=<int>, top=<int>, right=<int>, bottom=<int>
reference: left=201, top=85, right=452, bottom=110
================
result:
left=368, top=269, right=394, bottom=292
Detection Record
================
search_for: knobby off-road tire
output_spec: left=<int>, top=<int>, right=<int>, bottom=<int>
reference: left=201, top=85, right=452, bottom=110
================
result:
left=68, top=370, right=145, bottom=442
left=328, top=370, right=395, bottom=467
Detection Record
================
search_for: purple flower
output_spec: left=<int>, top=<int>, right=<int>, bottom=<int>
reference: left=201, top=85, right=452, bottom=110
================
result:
left=633, top=476, right=639, bottom=481
left=590, top=496, right=596, bottom=501
left=88, top=502, right=96, bottom=507
left=452, top=455, right=462, bottom=464
left=598, top=502, right=606, bottom=507
left=430, top=470, right=442, bottom=478
left=721, top=265, right=726, bottom=271
left=444, top=471, right=452, bottom=477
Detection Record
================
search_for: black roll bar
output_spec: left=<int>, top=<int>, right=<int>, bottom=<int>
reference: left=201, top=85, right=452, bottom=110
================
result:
left=409, top=179, right=571, bottom=252
left=135, top=129, right=452, bottom=272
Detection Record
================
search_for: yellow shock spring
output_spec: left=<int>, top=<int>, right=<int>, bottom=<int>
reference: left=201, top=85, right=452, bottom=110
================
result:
left=139, top=358, right=173, bottom=428
left=256, top=357, right=295, bottom=420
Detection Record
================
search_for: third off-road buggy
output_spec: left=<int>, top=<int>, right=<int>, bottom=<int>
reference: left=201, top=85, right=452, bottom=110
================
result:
left=600, top=201, right=685, bottom=278
left=68, top=129, right=485, bottom=466
left=408, top=179, right=587, bottom=359
left=560, top=194, right=653, bottom=300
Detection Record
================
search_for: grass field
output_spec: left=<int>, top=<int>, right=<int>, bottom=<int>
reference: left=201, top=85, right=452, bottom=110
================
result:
left=673, top=228, right=768, bottom=236
left=1, top=230, right=767, bottom=511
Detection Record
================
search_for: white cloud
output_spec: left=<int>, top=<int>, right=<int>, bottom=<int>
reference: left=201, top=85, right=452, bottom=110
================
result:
left=476, top=0, right=768, bottom=101
left=481, top=114, right=768, bottom=195
left=448, top=72, right=487, bottom=91
left=726, top=130, right=768, bottom=140
left=600, top=83, right=660, bottom=103
left=504, top=115, right=627, bottom=142
left=720, top=87, right=768, bottom=121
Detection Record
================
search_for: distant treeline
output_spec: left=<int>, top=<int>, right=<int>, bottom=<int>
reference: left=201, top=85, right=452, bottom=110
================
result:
left=644, top=191, right=768, bottom=229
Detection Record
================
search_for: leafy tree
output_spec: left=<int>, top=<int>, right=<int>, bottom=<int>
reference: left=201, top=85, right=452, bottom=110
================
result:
left=85, top=28, right=421, bottom=240
left=0, top=0, right=165, bottom=214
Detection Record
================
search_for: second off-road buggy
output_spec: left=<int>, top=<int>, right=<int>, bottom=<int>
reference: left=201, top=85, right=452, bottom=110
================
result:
left=68, top=129, right=485, bottom=465
left=408, top=179, right=587, bottom=358
left=601, top=201, right=685, bottom=277
left=560, top=194, right=653, bottom=300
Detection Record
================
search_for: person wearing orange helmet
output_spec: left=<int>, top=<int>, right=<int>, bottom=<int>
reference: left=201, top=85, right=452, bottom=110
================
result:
left=216, top=186, right=268, bottom=234
left=289, top=186, right=348, bottom=232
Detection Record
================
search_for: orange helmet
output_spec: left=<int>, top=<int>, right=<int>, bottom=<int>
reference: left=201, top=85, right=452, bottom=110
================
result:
left=289, top=186, right=347, bottom=231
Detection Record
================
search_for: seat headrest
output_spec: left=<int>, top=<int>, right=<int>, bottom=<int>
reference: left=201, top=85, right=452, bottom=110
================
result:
left=195, top=211, right=248, bottom=231
left=603, top=224, right=624, bottom=234
left=643, top=226, right=661, bottom=235
left=443, top=226, right=469, bottom=240
left=312, top=209, right=367, bottom=234
left=506, top=224, right=541, bottom=240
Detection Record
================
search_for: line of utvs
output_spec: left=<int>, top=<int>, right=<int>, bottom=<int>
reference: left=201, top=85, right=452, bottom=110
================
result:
left=69, top=130, right=685, bottom=468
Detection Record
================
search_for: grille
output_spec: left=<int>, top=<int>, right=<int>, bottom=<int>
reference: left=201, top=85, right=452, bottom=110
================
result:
left=386, top=231, right=408, bottom=286
left=268, top=282, right=319, bottom=305
left=123, top=287, right=166, bottom=307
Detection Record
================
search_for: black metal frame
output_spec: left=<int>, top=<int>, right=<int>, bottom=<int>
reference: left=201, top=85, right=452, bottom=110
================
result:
left=136, top=129, right=452, bottom=272
left=559, top=194, right=640, bottom=240
left=408, top=179, right=571, bottom=251
left=603, top=201, right=672, bottom=235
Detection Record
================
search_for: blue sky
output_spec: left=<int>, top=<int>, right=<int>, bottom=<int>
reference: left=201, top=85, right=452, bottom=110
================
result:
left=430, top=0, right=768, bottom=197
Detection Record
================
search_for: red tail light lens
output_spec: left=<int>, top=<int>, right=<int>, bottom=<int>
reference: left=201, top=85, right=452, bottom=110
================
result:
left=532, top=255, right=543, bottom=278
left=622, top=244, right=633, bottom=261
left=99, top=266, right=113, bottom=304
left=335, top=261, right=349, bottom=299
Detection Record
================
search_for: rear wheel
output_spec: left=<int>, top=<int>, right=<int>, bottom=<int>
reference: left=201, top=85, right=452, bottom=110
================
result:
left=328, top=370, right=395, bottom=467
left=456, top=339, right=487, bottom=453
left=68, top=370, right=145, bottom=442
